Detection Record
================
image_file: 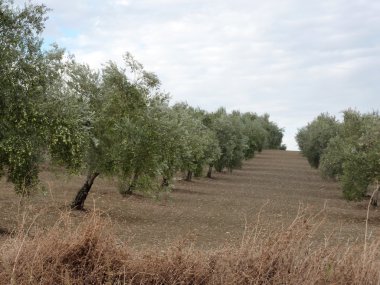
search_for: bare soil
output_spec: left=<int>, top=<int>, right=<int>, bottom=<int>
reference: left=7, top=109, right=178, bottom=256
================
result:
left=1, top=150, right=379, bottom=249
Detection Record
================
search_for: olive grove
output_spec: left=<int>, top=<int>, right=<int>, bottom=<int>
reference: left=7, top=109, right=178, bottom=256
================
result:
left=0, top=0, right=285, bottom=210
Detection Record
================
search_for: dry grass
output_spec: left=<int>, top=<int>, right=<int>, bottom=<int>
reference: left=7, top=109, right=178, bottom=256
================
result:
left=0, top=209, right=379, bottom=285
left=1, top=150, right=380, bottom=284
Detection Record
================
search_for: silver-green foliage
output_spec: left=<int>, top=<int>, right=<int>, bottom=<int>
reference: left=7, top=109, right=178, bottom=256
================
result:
left=209, top=108, right=248, bottom=172
left=296, top=113, right=340, bottom=168
left=241, top=113, right=268, bottom=158
left=1, top=1, right=284, bottom=202
left=172, top=103, right=221, bottom=178
left=0, top=1, right=89, bottom=194
left=320, top=110, right=380, bottom=201
left=258, top=114, right=284, bottom=150
left=299, top=110, right=380, bottom=202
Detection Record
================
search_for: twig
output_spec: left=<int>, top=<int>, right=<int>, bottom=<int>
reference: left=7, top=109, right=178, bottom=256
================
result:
left=364, top=180, right=379, bottom=257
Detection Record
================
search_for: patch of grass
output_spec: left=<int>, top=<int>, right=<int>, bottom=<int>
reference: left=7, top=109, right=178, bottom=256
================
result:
left=0, top=209, right=379, bottom=284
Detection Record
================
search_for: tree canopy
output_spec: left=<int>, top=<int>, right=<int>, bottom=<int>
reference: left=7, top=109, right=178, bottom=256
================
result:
left=297, top=110, right=380, bottom=205
left=0, top=1, right=88, bottom=194
left=1, top=0, right=284, bottom=210
left=295, top=113, right=339, bottom=168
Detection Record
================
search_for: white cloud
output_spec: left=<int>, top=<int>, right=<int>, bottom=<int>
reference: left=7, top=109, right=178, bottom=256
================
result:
left=114, top=0, right=130, bottom=6
left=17, top=0, right=380, bottom=150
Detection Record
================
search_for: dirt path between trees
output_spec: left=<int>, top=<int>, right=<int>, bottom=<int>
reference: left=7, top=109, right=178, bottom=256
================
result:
left=1, top=150, right=379, bottom=248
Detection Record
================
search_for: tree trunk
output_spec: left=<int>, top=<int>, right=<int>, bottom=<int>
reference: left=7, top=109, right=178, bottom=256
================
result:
left=185, top=171, right=193, bottom=182
left=125, top=172, right=139, bottom=195
left=370, top=184, right=380, bottom=207
left=161, top=177, right=169, bottom=187
left=206, top=165, right=213, bottom=178
left=215, top=163, right=223, bottom=172
left=71, top=172, right=100, bottom=210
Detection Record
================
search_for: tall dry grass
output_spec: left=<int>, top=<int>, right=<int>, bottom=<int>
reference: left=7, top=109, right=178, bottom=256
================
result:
left=0, top=209, right=379, bottom=285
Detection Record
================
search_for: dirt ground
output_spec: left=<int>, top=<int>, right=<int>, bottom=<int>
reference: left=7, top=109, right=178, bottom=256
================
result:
left=1, top=150, right=379, bottom=249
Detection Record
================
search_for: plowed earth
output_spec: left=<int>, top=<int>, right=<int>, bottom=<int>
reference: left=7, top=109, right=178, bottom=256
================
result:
left=1, top=150, right=379, bottom=248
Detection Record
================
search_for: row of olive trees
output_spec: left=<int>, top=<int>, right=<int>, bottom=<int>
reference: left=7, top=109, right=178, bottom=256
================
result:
left=296, top=110, right=380, bottom=205
left=59, top=58, right=284, bottom=210
left=0, top=0, right=284, bottom=210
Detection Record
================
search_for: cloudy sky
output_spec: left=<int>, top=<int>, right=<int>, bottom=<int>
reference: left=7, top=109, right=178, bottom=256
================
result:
left=20, top=0, right=380, bottom=150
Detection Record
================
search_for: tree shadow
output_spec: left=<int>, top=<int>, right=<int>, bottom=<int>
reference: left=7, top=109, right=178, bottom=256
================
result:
left=0, top=227, right=11, bottom=236
left=172, top=187, right=209, bottom=196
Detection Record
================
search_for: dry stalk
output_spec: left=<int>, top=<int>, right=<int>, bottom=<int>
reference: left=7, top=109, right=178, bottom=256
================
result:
left=364, top=180, right=379, bottom=256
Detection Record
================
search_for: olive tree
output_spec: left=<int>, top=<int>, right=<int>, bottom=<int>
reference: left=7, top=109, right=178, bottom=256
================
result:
left=171, top=104, right=221, bottom=181
left=152, top=104, right=221, bottom=183
left=320, top=110, right=380, bottom=204
left=296, top=113, right=340, bottom=168
left=0, top=1, right=88, bottom=195
left=154, top=105, right=189, bottom=187
left=203, top=110, right=278, bottom=176
left=115, top=96, right=172, bottom=195
left=70, top=54, right=161, bottom=208
left=319, top=136, right=344, bottom=180
left=301, top=110, right=380, bottom=206
left=258, top=114, right=284, bottom=150
left=209, top=108, right=248, bottom=173
left=240, top=112, right=268, bottom=159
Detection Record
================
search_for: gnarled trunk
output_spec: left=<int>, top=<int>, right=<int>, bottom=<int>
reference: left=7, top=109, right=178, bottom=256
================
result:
left=206, top=165, right=213, bottom=178
left=161, top=177, right=169, bottom=187
left=71, top=172, right=99, bottom=210
left=124, top=172, right=139, bottom=195
left=185, top=171, right=193, bottom=182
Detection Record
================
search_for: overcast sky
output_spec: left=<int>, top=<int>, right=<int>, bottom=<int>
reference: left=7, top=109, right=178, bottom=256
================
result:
left=20, top=0, right=380, bottom=150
